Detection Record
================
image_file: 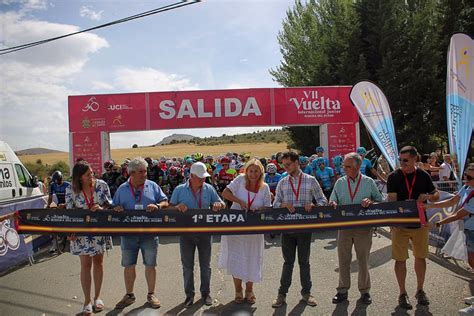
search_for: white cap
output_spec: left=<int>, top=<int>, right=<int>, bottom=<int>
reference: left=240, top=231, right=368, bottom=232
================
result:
left=190, top=162, right=210, bottom=178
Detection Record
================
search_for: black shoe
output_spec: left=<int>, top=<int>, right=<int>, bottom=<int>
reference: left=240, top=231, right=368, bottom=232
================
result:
left=332, top=292, right=348, bottom=304
left=360, top=293, right=372, bottom=305
left=202, top=295, right=213, bottom=306
left=415, top=290, right=430, bottom=306
left=398, top=293, right=413, bottom=310
left=184, top=296, right=194, bottom=308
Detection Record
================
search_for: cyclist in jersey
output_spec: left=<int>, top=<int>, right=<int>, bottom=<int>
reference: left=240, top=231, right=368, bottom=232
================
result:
left=333, top=155, right=345, bottom=179
left=205, top=155, right=217, bottom=185
left=264, top=163, right=282, bottom=197
left=101, top=160, right=120, bottom=198
left=183, top=158, right=193, bottom=181
left=314, top=157, right=335, bottom=199
left=313, top=146, right=330, bottom=168
left=47, top=170, right=71, bottom=207
left=116, top=159, right=130, bottom=188
left=356, top=147, right=385, bottom=182
left=166, top=166, right=185, bottom=197
left=217, top=157, right=237, bottom=193
left=145, top=158, right=165, bottom=187
left=299, top=156, right=313, bottom=175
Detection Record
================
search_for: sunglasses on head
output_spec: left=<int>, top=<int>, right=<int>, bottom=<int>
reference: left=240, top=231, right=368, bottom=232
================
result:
left=398, top=157, right=410, bottom=163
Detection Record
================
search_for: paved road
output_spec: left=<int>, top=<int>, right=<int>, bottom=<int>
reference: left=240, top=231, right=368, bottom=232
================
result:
left=0, top=230, right=472, bottom=315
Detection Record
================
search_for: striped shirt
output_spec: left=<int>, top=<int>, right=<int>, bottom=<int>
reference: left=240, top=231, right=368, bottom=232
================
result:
left=329, top=173, right=383, bottom=205
left=274, top=170, right=327, bottom=207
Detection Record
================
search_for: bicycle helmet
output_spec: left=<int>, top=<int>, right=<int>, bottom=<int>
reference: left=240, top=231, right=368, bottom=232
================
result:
left=332, top=155, right=343, bottom=167
left=103, top=160, right=114, bottom=169
left=316, top=157, right=325, bottom=166
left=299, top=156, right=309, bottom=164
left=221, top=157, right=231, bottom=164
left=51, top=170, right=63, bottom=183
left=144, top=157, right=153, bottom=165
left=169, top=166, right=178, bottom=175
left=266, top=163, right=277, bottom=174
left=315, top=146, right=324, bottom=153
left=194, top=152, right=203, bottom=161
left=356, top=147, right=367, bottom=155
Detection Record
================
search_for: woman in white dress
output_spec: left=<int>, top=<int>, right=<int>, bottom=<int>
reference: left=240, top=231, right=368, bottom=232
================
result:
left=219, top=158, right=272, bottom=304
left=65, top=161, right=112, bottom=315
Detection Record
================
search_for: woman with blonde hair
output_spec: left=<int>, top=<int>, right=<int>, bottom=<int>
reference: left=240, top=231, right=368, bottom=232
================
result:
left=65, top=161, right=112, bottom=315
left=219, top=158, right=272, bottom=304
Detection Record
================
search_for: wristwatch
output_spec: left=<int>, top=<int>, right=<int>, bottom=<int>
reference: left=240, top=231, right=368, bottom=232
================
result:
left=155, top=203, right=161, bottom=209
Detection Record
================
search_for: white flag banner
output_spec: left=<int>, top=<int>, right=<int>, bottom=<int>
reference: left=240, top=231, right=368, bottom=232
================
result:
left=350, top=81, right=399, bottom=170
left=447, top=33, right=474, bottom=183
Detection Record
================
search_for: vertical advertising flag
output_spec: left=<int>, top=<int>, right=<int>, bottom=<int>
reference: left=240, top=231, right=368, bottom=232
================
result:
left=447, top=33, right=474, bottom=183
left=350, top=81, right=399, bottom=170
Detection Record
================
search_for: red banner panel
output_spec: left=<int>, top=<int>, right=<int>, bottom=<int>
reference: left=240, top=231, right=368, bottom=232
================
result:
left=71, top=132, right=103, bottom=173
left=273, top=86, right=358, bottom=125
left=69, top=94, right=147, bottom=133
left=327, top=123, right=357, bottom=160
left=148, top=89, right=272, bottom=129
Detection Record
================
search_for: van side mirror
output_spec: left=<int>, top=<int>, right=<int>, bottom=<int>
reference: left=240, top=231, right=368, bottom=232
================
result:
left=31, top=176, right=39, bottom=188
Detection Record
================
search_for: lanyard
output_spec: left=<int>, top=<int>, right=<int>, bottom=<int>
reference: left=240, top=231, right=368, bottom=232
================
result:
left=247, top=184, right=259, bottom=209
left=289, top=173, right=302, bottom=202
left=402, top=169, right=417, bottom=199
left=82, top=188, right=95, bottom=209
left=192, top=187, right=203, bottom=208
left=461, top=191, right=474, bottom=208
left=347, top=174, right=362, bottom=202
left=129, top=180, right=144, bottom=204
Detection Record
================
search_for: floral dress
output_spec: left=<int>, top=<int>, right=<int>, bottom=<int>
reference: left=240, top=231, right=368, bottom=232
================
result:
left=65, top=179, right=112, bottom=256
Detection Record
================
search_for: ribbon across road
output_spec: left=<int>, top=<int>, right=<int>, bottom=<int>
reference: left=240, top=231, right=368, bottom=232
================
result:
left=15, top=201, right=425, bottom=236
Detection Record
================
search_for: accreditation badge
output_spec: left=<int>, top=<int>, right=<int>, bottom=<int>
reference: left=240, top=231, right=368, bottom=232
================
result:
left=135, top=204, right=144, bottom=210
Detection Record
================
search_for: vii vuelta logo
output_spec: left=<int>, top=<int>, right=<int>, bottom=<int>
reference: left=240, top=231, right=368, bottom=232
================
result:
left=82, top=97, right=100, bottom=112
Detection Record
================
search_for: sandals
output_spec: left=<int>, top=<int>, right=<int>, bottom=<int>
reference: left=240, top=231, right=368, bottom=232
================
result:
left=94, top=298, right=104, bottom=312
left=245, top=290, right=256, bottom=304
left=234, top=290, right=244, bottom=304
left=82, top=303, right=93, bottom=316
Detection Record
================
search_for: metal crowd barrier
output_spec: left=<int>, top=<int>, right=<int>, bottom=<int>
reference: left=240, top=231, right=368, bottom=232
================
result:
left=433, top=181, right=459, bottom=194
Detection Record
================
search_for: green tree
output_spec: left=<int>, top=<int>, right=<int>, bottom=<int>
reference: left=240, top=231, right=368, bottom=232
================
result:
left=270, top=0, right=365, bottom=154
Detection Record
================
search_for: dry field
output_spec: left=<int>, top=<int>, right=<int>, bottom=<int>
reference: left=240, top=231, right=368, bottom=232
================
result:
left=19, top=142, right=289, bottom=165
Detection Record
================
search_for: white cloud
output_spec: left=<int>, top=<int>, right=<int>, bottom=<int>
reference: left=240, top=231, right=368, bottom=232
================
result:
left=91, top=80, right=115, bottom=91
left=0, top=11, right=108, bottom=151
left=80, top=6, right=104, bottom=21
left=114, top=67, right=199, bottom=92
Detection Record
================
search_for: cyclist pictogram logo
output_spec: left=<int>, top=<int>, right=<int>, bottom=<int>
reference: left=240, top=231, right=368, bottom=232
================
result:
left=82, top=97, right=100, bottom=112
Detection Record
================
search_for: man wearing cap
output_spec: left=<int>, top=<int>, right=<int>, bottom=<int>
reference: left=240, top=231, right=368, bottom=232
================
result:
left=169, top=162, right=226, bottom=308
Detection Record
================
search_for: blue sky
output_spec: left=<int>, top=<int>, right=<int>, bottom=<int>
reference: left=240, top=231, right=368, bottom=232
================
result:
left=0, top=0, right=294, bottom=151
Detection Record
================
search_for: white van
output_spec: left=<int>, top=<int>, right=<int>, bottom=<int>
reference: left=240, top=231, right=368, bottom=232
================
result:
left=0, top=141, right=44, bottom=204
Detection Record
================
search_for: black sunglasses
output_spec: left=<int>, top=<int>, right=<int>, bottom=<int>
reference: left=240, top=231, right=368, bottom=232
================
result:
left=398, top=158, right=410, bottom=163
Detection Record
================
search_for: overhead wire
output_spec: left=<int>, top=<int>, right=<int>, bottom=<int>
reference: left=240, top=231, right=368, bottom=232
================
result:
left=0, top=0, right=200, bottom=56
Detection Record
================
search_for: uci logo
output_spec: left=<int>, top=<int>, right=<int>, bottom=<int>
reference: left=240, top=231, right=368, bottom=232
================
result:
left=82, top=97, right=100, bottom=112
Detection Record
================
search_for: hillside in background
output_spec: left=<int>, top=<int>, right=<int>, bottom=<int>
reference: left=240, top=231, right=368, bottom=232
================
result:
left=153, top=134, right=194, bottom=146
left=16, top=148, right=65, bottom=155
left=156, top=128, right=290, bottom=146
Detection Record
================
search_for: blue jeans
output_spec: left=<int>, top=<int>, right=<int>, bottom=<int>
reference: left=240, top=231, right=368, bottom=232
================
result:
left=278, top=232, right=312, bottom=296
left=120, top=235, right=159, bottom=267
left=179, top=235, right=212, bottom=298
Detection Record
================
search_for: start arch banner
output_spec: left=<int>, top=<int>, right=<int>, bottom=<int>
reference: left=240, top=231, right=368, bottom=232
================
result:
left=68, top=86, right=359, bottom=172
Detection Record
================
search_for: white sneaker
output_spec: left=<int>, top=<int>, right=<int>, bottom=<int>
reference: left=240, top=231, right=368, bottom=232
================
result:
left=459, top=305, right=474, bottom=315
left=465, top=296, right=474, bottom=305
